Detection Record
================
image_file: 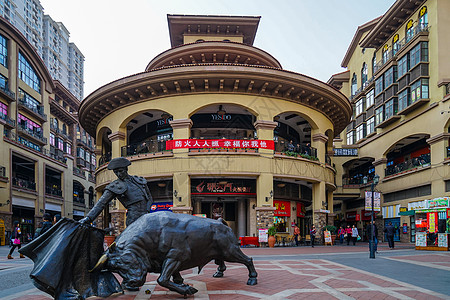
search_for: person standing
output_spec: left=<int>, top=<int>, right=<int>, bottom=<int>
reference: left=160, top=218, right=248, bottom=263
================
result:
left=345, top=225, right=352, bottom=245
left=351, top=225, right=359, bottom=245
left=8, top=221, right=25, bottom=259
left=384, top=222, right=395, bottom=249
left=367, top=221, right=378, bottom=253
left=293, top=223, right=300, bottom=246
left=287, top=140, right=295, bottom=152
left=39, top=213, right=53, bottom=237
left=310, top=225, right=317, bottom=247
left=337, top=226, right=345, bottom=244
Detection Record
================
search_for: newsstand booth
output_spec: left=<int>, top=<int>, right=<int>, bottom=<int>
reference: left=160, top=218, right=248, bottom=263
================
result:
left=414, top=197, right=450, bottom=251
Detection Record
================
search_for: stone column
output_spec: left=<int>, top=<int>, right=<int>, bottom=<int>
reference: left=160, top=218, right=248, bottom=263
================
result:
left=107, top=130, right=126, bottom=159
left=256, top=173, right=273, bottom=208
left=238, top=199, right=246, bottom=237
left=372, top=158, right=387, bottom=182
left=312, top=181, right=326, bottom=242
left=312, top=132, right=328, bottom=163
left=170, top=119, right=193, bottom=157
left=427, top=133, right=449, bottom=195
left=327, top=189, right=335, bottom=226
left=253, top=120, right=277, bottom=156
left=172, top=172, right=191, bottom=213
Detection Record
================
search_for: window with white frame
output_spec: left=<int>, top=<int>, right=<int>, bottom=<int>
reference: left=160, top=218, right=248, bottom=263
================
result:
left=398, top=89, right=409, bottom=112
left=366, top=89, right=374, bottom=107
left=375, top=106, right=384, bottom=125
left=346, top=131, right=354, bottom=145
left=50, top=133, right=55, bottom=146
left=356, top=124, right=366, bottom=141
left=385, top=99, right=398, bottom=119
left=366, top=117, right=375, bottom=135
left=375, top=76, right=383, bottom=95
left=355, top=98, right=364, bottom=115
left=411, top=79, right=429, bottom=102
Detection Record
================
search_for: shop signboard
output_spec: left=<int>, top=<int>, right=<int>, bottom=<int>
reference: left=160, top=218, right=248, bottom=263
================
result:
left=346, top=211, right=358, bottom=221
left=296, top=202, right=305, bottom=218
left=408, top=200, right=428, bottom=210
left=274, top=200, right=291, bottom=216
left=438, top=233, right=448, bottom=248
left=333, top=148, right=358, bottom=156
left=166, top=139, right=274, bottom=150
left=428, top=197, right=450, bottom=209
left=364, top=191, right=381, bottom=211
left=427, top=212, right=438, bottom=233
left=191, top=179, right=256, bottom=196
left=415, top=232, right=427, bottom=247
left=258, top=228, right=268, bottom=243
left=149, top=201, right=173, bottom=213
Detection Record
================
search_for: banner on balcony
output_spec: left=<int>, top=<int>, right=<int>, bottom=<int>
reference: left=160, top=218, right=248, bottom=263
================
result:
left=166, top=139, right=274, bottom=150
left=365, top=191, right=381, bottom=211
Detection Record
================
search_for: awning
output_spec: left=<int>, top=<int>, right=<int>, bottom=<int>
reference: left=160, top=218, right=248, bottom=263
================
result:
left=398, top=210, right=415, bottom=216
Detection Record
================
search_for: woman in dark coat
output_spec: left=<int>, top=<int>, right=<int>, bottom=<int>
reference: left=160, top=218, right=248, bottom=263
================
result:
left=8, top=221, right=25, bottom=259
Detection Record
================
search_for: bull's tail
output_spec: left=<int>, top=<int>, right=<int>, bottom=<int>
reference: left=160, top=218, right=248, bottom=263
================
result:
left=217, top=218, right=229, bottom=227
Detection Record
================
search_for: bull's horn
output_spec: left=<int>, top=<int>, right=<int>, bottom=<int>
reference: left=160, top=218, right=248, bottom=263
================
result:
left=89, top=254, right=108, bottom=273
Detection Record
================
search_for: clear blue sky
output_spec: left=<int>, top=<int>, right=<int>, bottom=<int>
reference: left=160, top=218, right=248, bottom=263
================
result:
left=40, top=0, right=396, bottom=98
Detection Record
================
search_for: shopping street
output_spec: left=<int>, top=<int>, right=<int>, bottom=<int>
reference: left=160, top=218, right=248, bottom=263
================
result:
left=1, top=242, right=449, bottom=300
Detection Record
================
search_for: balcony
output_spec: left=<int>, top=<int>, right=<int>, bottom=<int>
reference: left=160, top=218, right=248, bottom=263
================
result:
left=17, top=125, right=47, bottom=145
left=45, top=186, right=63, bottom=198
left=18, top=98, right=47, bottom=122
left=73, top=166, right=85, bottom=179
left=0, top=112, right=15, bottom=129
left=12, top=177, right=36, bottom=191
left=385, top=153, right=431, bottom=177
left=88, top=173, right=96, bottom=183
left=76, top=157, right=86, bottom=168
left=44, top=147, right=66, bottom=164
left=0, top=84, right=16, bottom=102
left=274, top=141, right=318, bottom=161
left=121, top=140, right=169, bottom=157
left=99, top=152, right=112, bottom=166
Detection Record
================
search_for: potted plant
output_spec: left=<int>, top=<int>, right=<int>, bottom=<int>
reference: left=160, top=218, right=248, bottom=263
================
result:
left=323, top=225, right=337, bottom=245
left=267, top=226, right=277, bottom=248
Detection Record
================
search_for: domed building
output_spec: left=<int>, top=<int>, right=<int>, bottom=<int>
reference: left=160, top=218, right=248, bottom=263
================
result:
left=79, top=15, right=352, bottom=240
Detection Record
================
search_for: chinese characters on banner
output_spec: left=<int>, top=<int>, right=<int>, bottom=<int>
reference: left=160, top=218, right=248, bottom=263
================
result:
left=166, top=139, right=274, bottom=150
left=365, top=191, right=381, bottom=211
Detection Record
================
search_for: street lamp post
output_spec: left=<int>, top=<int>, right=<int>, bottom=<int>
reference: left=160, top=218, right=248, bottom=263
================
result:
left=363, top=174, right=379, bottom=259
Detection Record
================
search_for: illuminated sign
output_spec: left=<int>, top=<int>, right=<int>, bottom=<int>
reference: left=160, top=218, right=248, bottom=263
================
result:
left=166, top=139, right=274, bottom=150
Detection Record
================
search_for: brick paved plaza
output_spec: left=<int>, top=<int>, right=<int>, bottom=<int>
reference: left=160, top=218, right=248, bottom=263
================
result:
left=1, top=243, right=449, bottom=300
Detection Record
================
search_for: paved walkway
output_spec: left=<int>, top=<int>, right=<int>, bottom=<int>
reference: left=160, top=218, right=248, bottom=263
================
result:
left=1, top=243, right=449, bottom=299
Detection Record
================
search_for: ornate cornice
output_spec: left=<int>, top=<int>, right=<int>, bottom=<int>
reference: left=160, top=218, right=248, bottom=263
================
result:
left=426, top=133, right=450, bottom=145
left=312, top=133, right=328, bottom=143
left=372, top=158, right=387, bottom=166
left=169, top=118, right=193, bottom=130
left=107, top=131, right=126, bottom=142
left=253, top=120, right=278, bottom=130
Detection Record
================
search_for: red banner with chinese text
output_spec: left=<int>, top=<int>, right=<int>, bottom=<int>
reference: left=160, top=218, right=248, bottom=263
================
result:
left=427, top=212, right=438, bottom=233
left=274, top=200, right=291, bottom=217
left=166, top=139, right=274, bottom=150
left=297, top=202, right=305, bottom=218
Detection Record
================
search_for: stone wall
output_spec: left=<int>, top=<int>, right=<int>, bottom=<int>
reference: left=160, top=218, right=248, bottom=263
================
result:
left=314, top=212, right=327, bottom=244
left=110, top=210, right=126, bottom=235
left=256, top=207, right=275, bottom=231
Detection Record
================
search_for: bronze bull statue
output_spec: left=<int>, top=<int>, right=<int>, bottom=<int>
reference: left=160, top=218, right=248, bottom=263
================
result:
left=91, top=211, right=258, bottom=296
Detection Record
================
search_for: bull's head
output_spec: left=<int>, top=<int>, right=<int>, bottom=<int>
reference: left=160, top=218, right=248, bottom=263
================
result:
left=90, top=241, right=147, bottom=289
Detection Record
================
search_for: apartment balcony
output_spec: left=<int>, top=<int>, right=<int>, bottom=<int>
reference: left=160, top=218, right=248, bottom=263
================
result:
left=385, top=153, right=431, bottom=177
left=12, top=177, right=36, bottom=191
left=0, top=84, right=16, bottom=102
left=45, top=186, right=63, bottom=198
left=76, top=157, right=86, bottom=168
left=17, top=98, right=47, bottom=122
left=73, top=166, right=85, bottom=179
left=0, top=112, right=15, bottom=129
left=121, top=140, right=170, bottom=157
left=17, top=125, right=47, bottom=145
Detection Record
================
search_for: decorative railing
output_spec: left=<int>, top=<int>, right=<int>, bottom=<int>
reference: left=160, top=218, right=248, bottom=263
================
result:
left=18, top=97, right=47, bottom=120
left=385, top=153, right=431, bottom=177
left=274, top=141, right=318, bottom=160
left=12, top=177, right=36, bottom=191
left=0, top=112, right=15, bottom=127
left=0, top=83, right=15, bottom=99
left=45, top=186, right=63, bottom=197
left=42, top=148, right=66, bottom=164
left=17, top=125, right=47, bottom=144
left=121, top=140, right=169, bottom=157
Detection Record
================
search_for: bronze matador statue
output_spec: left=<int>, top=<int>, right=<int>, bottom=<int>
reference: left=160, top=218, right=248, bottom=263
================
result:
left=80, top=157, right=153, bottom=227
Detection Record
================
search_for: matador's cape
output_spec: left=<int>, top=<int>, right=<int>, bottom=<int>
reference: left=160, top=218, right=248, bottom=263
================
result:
left=20, top=218, right=122, bottom=299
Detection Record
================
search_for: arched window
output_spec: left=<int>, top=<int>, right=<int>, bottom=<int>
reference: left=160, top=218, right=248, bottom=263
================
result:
left=406, top=19, right=414, bottom=43
left=361, top=63, right=368, bottom=87
left=52, top=118, right=58, bottom=129
left=382, top=44, right=389, bottom=63
left=419, top=6, right=427, bottom=30
left=372, top=55, right=376, bottom=75
left=351, top=73, right=357, bottom=96
left=392, top=34, right=399, bottom=55
left=62, top=123, right=67, bottom=135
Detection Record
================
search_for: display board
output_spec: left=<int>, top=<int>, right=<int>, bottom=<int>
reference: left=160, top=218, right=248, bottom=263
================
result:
left=324, top=230, right=332, bottom=245
left=258, top=229, right=268, bottom=243
left=415, top=232, right=427, bottom=247
left=438, top=233, right=448, bottom=248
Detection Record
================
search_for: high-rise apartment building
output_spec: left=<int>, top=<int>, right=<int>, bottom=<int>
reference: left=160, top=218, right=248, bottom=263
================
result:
left=0, top=0, right=84, bottom=100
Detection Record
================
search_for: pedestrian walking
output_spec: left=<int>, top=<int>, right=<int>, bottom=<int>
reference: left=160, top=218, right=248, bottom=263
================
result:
left=351, top=225, right=359, bottom=245
left=345, top=225, right=352, bottom=245
left=53, top=214, right=61, bottom=224
left=367, top=221, right=378, bottom=253
left=293, top=223, right=300, bottom=246
left=310, top=225, right=316, bottom=248
left=337, top=226, right=346, bottom=244
left=39, top=213, right=53, bottom=236
left=8, top=221, right=25, bottom=259
left=384, top=222, right=395, bottom=249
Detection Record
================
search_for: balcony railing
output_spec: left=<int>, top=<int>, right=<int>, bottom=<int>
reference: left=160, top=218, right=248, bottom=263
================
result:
left=385, top=153, right=431, bottom=177
left=45, top=186, right=63, bottom=197
left=0, top=112, right=16, bottom=127
left=73, top=167, right=85, bottom=178
left=12, top=177, right=36, bottom=191
left=0, top=83, right=15, bottom=100
left=343, top=174, right=374, bottom=186
left=274, top=141, right=318, bottom=160
left=17, top=125, right=47, bottom=144
left=18, top=98, right=47, bottom=120
left=99, top=152, right=112, bottom=166
left=121, top=140, right=169, bottom=157
left=43, top=148, right=66, bottom=164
